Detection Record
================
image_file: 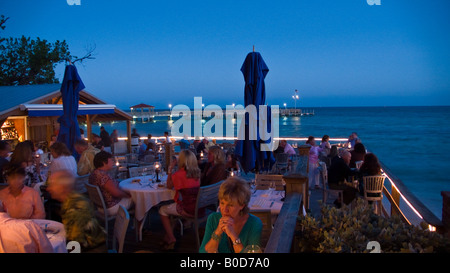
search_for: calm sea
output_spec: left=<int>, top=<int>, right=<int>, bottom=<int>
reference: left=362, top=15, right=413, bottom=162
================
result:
left=85, top=106, right=450, bottom=218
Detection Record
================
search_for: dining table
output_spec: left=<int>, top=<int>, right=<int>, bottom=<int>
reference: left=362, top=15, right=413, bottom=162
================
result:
left=249, top=189, right=284, bottom=215
left=31, top=219, right=67, bottom=253
left=119, top=174, right=174, bottom=241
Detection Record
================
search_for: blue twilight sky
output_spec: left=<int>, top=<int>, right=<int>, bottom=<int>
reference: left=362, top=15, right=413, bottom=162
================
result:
left=1, top=0, right=450, bottom=109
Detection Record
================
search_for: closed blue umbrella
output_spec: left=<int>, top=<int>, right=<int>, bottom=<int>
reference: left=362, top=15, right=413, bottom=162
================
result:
left=57, top=64, right=84, bottom=158
left=235, top=52, right=275, bottom=173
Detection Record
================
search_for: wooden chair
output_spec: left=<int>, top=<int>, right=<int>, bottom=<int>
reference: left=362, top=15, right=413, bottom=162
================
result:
left=174, top=180, right=224, bottom=250
left=249, top=209, right=273, bottom=249
left=109, top=205, right=130, bottom=253
left=363, top=175, right=386, bottom=215
left=255, top=174, right=284, bottom=191
left=85, top=182, right=116, bottom=249
left=74, top=174, right=89, bottom=194
left=320, top=162, right=344, bottom=206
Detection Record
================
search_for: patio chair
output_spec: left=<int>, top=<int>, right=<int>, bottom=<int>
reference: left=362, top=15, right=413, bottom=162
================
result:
left=173, top=180, right=224, bottom=250
left=109, top=205, right=130, bottom=253
left=85, top=182, right=116, bottom=250
left=255, top=174, right=284, bottom=191
left=274, top=153, right=289, bottom=174
left=363, top=175, right=386, bottom=215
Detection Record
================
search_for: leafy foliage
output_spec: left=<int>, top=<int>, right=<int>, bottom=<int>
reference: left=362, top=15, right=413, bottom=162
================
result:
left=297, top=199, right=450, bottom=253
left=0, top=14, right=94, bottom=86
left=0, top=36, right=71, bottom=85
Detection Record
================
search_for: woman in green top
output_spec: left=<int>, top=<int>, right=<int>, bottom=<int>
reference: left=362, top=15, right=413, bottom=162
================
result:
left=200, top=177, right=262, bottom=253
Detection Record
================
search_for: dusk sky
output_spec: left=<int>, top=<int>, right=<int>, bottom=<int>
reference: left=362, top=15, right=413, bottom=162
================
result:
left=2, top=0, right=450, bottom=109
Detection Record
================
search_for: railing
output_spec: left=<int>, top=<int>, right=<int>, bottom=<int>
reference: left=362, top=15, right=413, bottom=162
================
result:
left=264, top=193, right=303, bottom=253
left=379, top=161, right=444, bottom=232
left=113, top=135, right=446, bottom=238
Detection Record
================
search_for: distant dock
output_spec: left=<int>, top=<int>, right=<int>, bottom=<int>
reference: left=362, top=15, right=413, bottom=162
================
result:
left=130, top=108, right=314, bottom=122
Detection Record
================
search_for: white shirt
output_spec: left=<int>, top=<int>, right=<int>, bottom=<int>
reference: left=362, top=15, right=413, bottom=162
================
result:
left=49, top=155, right=78, bottom=177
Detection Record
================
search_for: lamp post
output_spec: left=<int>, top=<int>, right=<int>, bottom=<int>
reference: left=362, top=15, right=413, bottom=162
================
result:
left=283, top=103, right=287, bottom=116
left=168, top=104, right=172, bottom=120
left=292, top=89, right=299, bottom=114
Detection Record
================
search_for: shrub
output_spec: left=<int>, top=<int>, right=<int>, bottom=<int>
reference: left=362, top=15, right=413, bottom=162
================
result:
left=296, top=198, right=450, bottom=253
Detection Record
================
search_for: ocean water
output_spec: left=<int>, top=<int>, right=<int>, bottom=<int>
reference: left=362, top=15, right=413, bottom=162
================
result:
left=85, top=106, right=450, bottom=218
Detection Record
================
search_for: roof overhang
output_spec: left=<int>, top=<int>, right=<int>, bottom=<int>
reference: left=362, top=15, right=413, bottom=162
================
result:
left=20, top=104, right=116, bottom=117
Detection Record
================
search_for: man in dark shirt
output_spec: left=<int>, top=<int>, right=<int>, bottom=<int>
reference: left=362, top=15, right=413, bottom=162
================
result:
left=328, top=150, right=358, bottom=206
left=0, top=141, right=11, bottom=183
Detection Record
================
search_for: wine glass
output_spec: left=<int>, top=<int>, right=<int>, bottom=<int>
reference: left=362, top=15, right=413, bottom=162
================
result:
left=141, top=167, right=148, bottom=185
left=244, top=245, right=262, bottom=253
left=268, top=181, right=276, bottom=195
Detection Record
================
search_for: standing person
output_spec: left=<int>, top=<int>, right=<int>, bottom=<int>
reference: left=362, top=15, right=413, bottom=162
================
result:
left=0, top=140, right=11, bottom=183
left=158, top=149, right=200, bottom=250
left=49, top=142, right=78, bottom=177
left=306, top=136, right=323, bottom=189
left=89, top=151, right=133, bottom=216
left=200, top=177, right=262, bottom=253
left=74, top=139, right=100, bottom=176
left=47, top=170, right=106, bottom=252
left=100, top=127, right=112, bottom=153
left=110, top=129, right=119, bottom=154
left=0, top=164, right=45, bottom=219
left=163, top=131, right=172, bottom=144
left=131, top=129, right=140, bottom=153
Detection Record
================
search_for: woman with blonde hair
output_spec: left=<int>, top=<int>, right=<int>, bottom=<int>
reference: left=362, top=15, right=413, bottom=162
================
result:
left=159, top=149, right=201, bottom=250
left=200, top=177, right=262, bottom=253
left=201, top=146, right=227, bottom=186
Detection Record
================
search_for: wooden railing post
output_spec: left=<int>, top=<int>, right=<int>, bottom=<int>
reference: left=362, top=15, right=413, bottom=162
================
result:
left=391, top=184, right=401, bottom=217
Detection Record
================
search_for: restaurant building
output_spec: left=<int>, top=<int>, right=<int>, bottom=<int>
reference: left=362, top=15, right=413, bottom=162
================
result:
left=0, top=84, right=132, bottom=151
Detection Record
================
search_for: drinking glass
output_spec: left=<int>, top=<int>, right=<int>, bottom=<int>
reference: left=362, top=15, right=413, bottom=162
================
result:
left=141, top=167, right=148, bottom=183
left=244, top=245, right=262, bottom=253
left=269, top=181, right=276, bottom=195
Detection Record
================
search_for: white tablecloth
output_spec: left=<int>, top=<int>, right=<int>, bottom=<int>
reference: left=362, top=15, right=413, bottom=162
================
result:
left=249, top=190, right=284, bottom=214
left=120, top=175, right=174, bottom=221
left=31, top=219, right=67, bottom=253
